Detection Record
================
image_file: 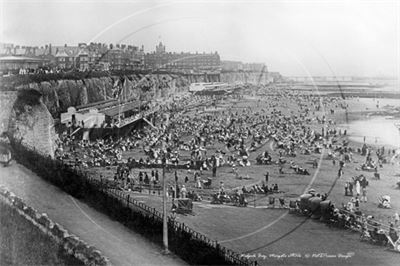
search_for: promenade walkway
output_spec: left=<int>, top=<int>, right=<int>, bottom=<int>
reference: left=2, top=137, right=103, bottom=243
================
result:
left=0, top=163, right=187, bottom=266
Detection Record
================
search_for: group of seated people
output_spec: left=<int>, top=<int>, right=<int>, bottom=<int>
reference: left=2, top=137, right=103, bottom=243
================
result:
left=297, top=188, right=398, bottom=247
left=256, top=150, right=273, bottom=164
left=187, top=190, right=202, bottom=201
left=289, top=161, right=310, bottom=175
left=241, top=183, right=280, bottom=194
left=211, top=190, right=232, bottom=204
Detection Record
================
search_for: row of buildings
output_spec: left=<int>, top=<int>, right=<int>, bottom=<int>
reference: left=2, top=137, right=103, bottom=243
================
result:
left=0, top=41, right=267, bottom=75
left=144, top=42, right=220, bottom=71
left=0, top=42, right=143, bottom=73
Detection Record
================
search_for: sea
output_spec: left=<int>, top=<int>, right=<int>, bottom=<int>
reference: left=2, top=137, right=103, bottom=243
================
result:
left=342, top=79, right=400, bottom=148
left=345, top=116, right=400, bottom=148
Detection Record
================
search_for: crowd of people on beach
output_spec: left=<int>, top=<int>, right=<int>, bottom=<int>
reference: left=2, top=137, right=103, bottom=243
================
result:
left=52, top=85, right=400, bottom=243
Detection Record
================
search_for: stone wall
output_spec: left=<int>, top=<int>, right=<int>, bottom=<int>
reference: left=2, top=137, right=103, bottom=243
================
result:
left=0, top=185, right=111, bottom=266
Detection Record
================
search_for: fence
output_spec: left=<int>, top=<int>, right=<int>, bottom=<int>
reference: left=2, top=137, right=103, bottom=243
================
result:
left=95, top=184, right=253, bottom=265
left=9, top=139, right=255, bottom=266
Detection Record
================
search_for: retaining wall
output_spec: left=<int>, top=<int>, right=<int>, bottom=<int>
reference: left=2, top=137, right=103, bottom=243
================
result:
left=0, top=185, right=111, bottom=266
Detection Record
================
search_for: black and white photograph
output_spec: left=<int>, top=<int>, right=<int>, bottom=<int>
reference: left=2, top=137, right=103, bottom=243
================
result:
left=0, top=0, right=399, bottom=265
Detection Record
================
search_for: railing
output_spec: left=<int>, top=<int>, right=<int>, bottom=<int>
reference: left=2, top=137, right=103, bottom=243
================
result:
left=117, top=106, right=160, bottom=128
left=98, top=182, right=254, bottom=265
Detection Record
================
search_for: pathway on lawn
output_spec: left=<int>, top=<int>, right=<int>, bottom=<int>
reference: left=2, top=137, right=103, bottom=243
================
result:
left=0, top=162, right=187, bottom=266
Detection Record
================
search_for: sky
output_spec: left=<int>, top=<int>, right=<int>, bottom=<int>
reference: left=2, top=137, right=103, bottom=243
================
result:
left=0, top=0, right=399, bottom=77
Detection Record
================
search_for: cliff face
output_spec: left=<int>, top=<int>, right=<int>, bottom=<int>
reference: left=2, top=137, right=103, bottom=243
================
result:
left=1, top=74, right=191, bottom=157
left=220, top=72, right=272, bottom=85
left=8, top=90, right=57, bottom=158
left=1, top=71, right=271, bottom=157
left=14, top=74, right=191, bottom=118
left=10, top=72, right=270, bottom=120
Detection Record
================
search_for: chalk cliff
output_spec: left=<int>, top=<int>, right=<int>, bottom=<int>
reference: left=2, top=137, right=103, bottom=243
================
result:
left=1, top=71, right=271, bottom=157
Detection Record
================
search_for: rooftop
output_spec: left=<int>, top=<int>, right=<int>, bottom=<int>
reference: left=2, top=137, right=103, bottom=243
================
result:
left=101, top=100, right=142, bottom=117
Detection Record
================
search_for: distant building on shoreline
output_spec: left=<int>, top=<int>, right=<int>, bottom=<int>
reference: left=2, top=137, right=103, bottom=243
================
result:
left=144, top=42, right=221, bottom=71
left=221, top=60, right=267, bottom=73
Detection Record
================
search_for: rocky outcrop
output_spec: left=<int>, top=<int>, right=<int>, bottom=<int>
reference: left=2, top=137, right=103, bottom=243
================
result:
left=8, top=90, right=57, bottom=158
left=0, top=91, right=18, bottom=134
left=0, top=185, right=111, bottom=266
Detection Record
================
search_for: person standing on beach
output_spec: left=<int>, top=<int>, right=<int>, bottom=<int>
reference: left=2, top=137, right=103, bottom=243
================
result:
left=355, top=197, right=360, bottom=210
left=361, top=187, right=367, bottom=203
left=338, top=167, right=343, bottom=178
left=355, top=179, right=361, bottom=197
left=394, top=212, right=399, bottom=226
left=349, top=182, right=354, bottom=196
left=360, top=175, right=369, bottom=195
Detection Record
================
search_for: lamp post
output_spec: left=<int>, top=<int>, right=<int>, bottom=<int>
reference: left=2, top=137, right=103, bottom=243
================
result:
left=162, top=152, right=169, bottom=254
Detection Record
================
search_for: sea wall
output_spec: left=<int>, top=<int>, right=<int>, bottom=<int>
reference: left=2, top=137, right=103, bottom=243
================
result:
left=0, top=185, right=111, bottom=266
